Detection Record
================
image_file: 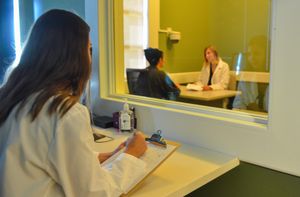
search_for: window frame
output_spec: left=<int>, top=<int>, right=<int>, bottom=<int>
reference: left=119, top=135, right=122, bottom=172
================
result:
left=98, top=0, right=269, bottom=128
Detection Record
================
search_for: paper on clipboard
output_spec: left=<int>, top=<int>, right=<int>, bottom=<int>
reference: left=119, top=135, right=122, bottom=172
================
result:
left=101, top=140, right=179, bottom=195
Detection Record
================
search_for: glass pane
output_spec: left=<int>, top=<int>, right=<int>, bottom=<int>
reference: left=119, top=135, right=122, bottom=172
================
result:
left=121, top=0, right=271, bottom=116
left=124, top=47, right=146, bottom=69
left=124, top=14, right=144, bottom=47
left=123, top=0, right=148, bottom=71
left=124, top=0, right=144, bottom=13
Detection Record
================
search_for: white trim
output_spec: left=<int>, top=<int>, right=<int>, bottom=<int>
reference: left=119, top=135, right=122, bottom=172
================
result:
left=168, top=71, right=270, bottom=84
left=235, top=71, right=270, bottom=83
left=103, top=93, right=268, bottom=127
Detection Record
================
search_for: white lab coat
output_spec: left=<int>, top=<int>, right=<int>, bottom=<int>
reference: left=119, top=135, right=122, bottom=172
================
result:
left=0, top=96, right=146, bottom=197
left=233, top=81, right=258, bottom=109
left=233, top=81, right=269, bottom=112
left=196, top=58, right=230, bottom=90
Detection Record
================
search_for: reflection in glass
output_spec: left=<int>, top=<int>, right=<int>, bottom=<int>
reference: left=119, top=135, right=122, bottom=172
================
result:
left=232, top=36, right=269, bottom=112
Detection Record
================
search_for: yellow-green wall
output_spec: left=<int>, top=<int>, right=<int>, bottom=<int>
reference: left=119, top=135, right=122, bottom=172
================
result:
left=159, top=0, right=270, bottom=73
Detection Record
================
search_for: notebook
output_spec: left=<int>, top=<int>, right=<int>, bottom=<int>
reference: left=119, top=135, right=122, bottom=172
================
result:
left=186, top=83, right=203, bottom=91
left=101, top=140, right=180, bottom=195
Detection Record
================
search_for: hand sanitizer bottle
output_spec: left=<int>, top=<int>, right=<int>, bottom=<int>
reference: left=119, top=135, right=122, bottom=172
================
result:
left=119, top=100, right=134, bottom=132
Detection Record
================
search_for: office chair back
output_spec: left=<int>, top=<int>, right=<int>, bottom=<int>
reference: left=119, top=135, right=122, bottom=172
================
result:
left=126, top=68, right=145, bottom=94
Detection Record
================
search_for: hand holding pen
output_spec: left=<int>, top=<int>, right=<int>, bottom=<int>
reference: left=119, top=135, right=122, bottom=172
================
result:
left=124, top=131, right=148, bottom=158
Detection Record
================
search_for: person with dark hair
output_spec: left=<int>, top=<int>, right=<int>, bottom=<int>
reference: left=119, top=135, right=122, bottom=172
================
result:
left=193, top=45, right=230, bottom=91
left=135, top=48, right=180, bottom=100
left=0, top=9, right=147, bottom=196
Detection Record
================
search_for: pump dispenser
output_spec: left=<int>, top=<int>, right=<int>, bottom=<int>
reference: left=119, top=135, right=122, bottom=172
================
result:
left=119, top=99, right=134, bottom=132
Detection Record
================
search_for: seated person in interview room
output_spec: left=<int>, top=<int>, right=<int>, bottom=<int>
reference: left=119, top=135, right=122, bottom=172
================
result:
left=192, top=45, right=230, bottom=91
left=0, top=9, right=148, bottom=197
left=134, top=48, right=180, bottom=100
left=233, top=35, right=269, bottom=112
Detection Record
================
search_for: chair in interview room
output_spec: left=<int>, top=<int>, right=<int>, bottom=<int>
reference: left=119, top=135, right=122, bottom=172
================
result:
left=126, top=68, right=147, bottom=95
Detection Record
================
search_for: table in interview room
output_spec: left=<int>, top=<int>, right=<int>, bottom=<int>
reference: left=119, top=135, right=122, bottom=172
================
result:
left=92, top=127, right=239, bottom=197
left=178, top=85, right=241, bottom=108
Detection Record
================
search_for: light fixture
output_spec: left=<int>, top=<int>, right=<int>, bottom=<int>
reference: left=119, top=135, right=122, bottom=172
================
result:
left=159, top=27, right=181, bottom=43
left=13, top=0, right=21, bottom=66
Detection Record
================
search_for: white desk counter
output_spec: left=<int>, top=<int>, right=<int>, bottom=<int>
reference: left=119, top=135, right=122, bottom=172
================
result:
left=92, top=128, right=239, bottom=197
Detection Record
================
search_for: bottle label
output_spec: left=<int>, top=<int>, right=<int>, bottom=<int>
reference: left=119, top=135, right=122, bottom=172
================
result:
left=120, top=113, right=131, bottom=131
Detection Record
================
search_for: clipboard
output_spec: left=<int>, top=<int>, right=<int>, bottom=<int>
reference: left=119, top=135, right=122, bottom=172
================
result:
left=123, top=139, right=180, bottom=196
left=101, top=133, right=180, bottom=196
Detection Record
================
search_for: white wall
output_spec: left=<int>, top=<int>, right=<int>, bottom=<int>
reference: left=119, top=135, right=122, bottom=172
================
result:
left=88, top=0, right=300, bottom=176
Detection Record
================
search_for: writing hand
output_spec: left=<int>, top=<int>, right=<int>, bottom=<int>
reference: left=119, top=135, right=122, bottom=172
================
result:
left=202, top=86, right=213, bottom=91
left=124, top=131, right=148, bottom=158
left=98, top=141, right=126, bottom=163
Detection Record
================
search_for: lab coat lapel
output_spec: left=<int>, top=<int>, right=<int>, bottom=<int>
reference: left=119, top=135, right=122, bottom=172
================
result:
left=212, top=60, right=223, bottom=82
left=204, top=64, right=210, bottom=85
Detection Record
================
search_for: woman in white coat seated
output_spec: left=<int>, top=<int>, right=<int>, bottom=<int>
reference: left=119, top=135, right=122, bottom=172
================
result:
left=195, top=46, right=230, bottom=91
left=0, top=9, right=147, bottom=197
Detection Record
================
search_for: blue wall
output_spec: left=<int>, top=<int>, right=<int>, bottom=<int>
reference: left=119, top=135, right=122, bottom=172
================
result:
left=0, top=0, right=15, bottom=83
left=19, top=0, right=85, bottom=43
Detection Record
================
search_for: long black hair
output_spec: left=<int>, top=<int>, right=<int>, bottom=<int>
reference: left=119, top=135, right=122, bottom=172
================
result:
left=0, top=9, right=91, bottom=125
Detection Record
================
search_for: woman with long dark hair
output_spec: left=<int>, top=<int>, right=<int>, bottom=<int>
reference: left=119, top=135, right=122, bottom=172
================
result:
left=0, top=9, right=147, bottom=196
